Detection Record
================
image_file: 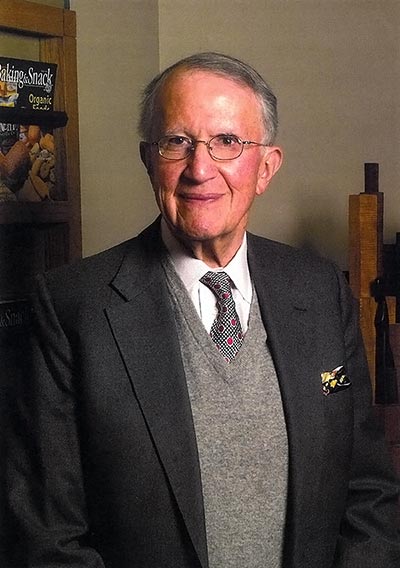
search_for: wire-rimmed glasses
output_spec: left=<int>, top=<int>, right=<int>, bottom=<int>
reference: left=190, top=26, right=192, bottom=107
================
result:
left=150, top=134, right=269, bottom=161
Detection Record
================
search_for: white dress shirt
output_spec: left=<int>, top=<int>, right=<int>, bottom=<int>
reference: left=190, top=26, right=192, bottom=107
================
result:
left=161, top=220, right=252, bottom=333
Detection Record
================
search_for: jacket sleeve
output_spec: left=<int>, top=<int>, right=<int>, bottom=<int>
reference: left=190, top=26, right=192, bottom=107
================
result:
left=5, top=273, right=106, bottom=567
left=333, top=266, right=400, bottom=567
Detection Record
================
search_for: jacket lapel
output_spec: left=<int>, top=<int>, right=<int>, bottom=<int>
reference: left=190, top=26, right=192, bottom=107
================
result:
left=248, top=235, right=327, bottom=567
left=105, top=224, right=208, bottom=568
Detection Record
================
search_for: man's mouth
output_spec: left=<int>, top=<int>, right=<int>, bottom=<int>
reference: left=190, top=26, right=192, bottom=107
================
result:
left=179, top=192, right=223, bottom=202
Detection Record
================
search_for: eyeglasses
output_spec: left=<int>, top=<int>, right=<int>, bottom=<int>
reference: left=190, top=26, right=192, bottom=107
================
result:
left=150, top=134, right=269, bottom=161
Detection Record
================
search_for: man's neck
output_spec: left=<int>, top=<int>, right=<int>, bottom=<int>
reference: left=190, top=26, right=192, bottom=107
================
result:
left=161, top=220, right=246, bottom=268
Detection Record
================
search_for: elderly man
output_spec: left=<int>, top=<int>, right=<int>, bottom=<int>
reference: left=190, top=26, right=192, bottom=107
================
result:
left=5, top=52, right=400, bottom=568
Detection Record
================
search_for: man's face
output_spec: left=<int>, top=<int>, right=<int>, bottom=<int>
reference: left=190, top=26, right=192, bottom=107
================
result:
left=142, top=69, right=282, bottom=250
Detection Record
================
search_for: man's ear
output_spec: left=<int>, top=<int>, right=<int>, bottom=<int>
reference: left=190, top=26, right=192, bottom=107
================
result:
left=140, top=141, right=153, bottom=177
left=256, top=146, right=283, bottom=196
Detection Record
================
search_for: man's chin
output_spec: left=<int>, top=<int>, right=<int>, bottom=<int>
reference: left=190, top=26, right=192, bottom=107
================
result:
left=175, top=226, right=219, bottom=244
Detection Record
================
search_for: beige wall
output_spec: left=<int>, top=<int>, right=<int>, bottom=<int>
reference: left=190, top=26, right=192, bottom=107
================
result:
left=70, top=0, right=159, bottom=256
left=72, top=0, right=400, bottom=269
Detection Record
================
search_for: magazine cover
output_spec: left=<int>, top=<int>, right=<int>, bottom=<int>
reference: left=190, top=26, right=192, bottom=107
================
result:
left=0, top=57, right=59, bottom=202
left=0, top=56, right=57, bottom=111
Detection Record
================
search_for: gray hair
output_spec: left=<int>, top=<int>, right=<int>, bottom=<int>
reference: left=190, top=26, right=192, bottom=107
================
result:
left=138, top=52, right=278, bottom=144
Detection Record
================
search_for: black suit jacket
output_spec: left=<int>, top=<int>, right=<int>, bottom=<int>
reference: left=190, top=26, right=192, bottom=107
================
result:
left=5, top=219, right=400, bottom=567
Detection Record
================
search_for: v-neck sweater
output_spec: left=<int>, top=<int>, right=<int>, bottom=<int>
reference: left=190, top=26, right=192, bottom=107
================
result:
left=163, top=257, right=289, bottom=568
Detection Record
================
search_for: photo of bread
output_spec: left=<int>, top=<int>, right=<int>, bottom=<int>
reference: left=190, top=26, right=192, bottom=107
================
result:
left=0, top=81, right=19, bottom=107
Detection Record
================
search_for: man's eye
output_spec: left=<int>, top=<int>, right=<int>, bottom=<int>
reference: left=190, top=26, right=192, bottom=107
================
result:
left=166, top=136, right=189, bottom=146
left=216, top=135, right=240, bottom=146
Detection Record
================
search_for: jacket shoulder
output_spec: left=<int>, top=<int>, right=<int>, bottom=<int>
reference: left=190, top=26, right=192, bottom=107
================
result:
left=41, top=239, right=131, bottom=297
left=247, top=233, right=337, bottom=273
left=247, top=233, right=350, bottom=309
left=42, top=218, right=161, bottom=289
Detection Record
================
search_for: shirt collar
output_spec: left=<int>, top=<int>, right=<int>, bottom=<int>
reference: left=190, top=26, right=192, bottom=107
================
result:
left=161, top=219, right=252, bottom=303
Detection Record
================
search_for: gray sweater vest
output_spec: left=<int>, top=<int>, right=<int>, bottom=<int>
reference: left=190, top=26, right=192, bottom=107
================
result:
left=163, top=259, right=288, bottom=568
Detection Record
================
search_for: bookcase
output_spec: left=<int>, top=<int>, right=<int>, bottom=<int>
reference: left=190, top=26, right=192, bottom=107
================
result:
left=0, top=0, right=81, bottom=487
left=0, top=0, right=81, bottom=292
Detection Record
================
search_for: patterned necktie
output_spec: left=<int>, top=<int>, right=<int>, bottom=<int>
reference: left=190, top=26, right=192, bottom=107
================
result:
left=200, top=271, right=244, bottom=361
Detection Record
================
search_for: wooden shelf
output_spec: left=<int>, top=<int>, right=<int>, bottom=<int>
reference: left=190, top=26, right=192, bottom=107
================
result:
left=0, top=0, right=81, bottom=261
left=0, top=107, right=68, bottom=128
left=0, top=0, right=67, bottom=37
left=0, top=201, right=70, bottom=224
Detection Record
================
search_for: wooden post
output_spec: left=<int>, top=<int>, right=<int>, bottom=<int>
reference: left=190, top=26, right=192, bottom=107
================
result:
left=348, top=164, right=397, bottom=392
left=348, top=164, right=383, bottom=386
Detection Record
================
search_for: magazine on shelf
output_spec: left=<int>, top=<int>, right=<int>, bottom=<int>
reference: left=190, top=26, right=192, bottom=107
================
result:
left=0, top=58, right=59, bottom=202
left=0, top=56, right=57, bottom=111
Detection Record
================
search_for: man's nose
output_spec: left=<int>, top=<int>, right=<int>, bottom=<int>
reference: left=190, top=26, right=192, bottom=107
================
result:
left=183, top=140, right=217, bottom=182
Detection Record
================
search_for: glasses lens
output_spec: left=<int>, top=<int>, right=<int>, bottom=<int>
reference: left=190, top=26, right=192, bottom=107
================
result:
left=158, top=136, right=191, bottom=159
left=209, top=135, right=243, bottom=160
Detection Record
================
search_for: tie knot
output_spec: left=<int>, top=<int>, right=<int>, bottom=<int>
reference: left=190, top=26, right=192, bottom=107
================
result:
left=200, top=271, right=232, bottom=300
